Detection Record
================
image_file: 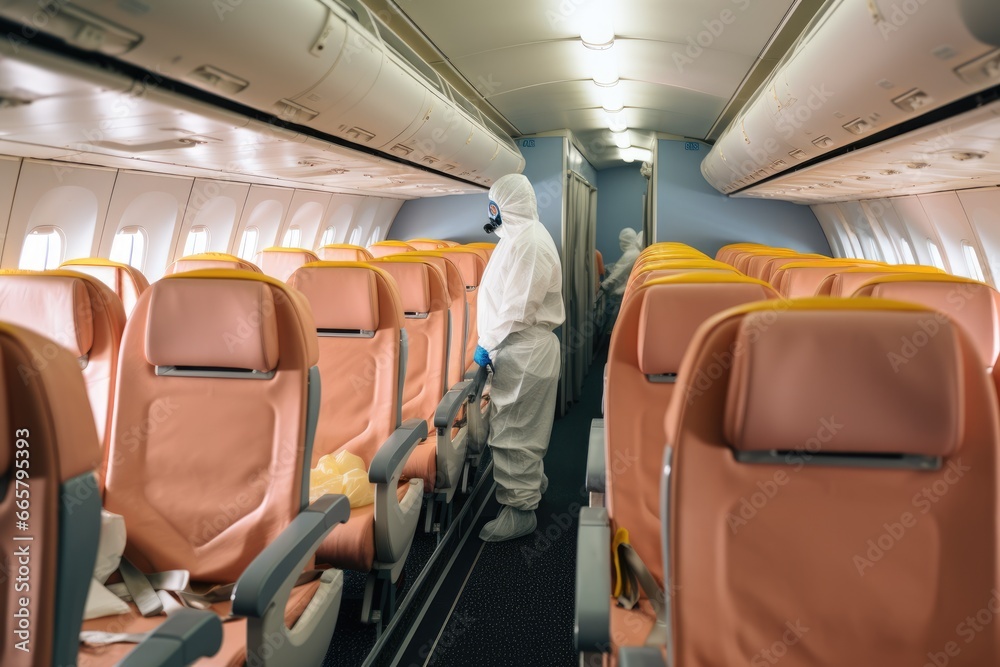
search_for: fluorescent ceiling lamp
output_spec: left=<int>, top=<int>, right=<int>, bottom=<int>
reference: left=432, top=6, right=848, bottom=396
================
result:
left=588, top=44, right=619, bottom=87
left=622, top=151, right=634, bottom=163
left=581, top=0, right=615, bottom=50
left=626, top=147, right=653, bottom=163
left=607, top=113, right=627, bottom=133
left=601, top=86, right=623, bottom=113
left=612, top=130, right=631, bottom=149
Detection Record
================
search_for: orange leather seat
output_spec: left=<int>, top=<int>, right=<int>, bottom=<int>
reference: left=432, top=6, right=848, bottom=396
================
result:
left=851, top=273, right=1000, bottom=386
left=254, top=247, right=320, bottom=282
left=398, top=252, right=470, bottom=390
left=656, top=299, right=1000, bottom=665
left=371, top=257, right=473, bottom=527
left=407, top=238, right=450, bottom=250
left=816, top=266, right=944, bottom=297
left=623, top=267, right=740, bottom=304
left=317, top=244, right=374, bottom=262
left=368, top=241, right=417, bottom=258
left=0, top=270, right=126, bottom=451
left=82, top=270, right=350, bottom=666
left=578, top=274, right=781, bottom=663
left=466, top=241, right=496, bottom=260
left=715, top=243, right=766, bottom=265
left=435, top=247, right=488, bottom=371
left=60, top=258, right=150, bottom=318
left=0, top=322, right=105, bottom=666
left=771, top=260, right=868, bottom=297
left=287, top=262, right=426, bottom=624
left=164, top=252, right=261, bottom=275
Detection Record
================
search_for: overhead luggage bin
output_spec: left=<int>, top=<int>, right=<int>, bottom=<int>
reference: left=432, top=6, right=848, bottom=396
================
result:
left=0, top=0, right=524, bottom=187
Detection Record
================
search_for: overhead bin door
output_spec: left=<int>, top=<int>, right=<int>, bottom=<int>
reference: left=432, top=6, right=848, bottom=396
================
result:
left=6, top=0, right=354, bottom=116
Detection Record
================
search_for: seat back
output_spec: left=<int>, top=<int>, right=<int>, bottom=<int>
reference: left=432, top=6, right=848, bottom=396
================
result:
left=287, top=262, right=404, bottom=466
left=624, top=268, right=739, bottom=304
left=605, top=274, right=780, bottom=530
left=744, top=252, right=801, bottom=280
left=102, top=271, right=318, bottom=582
left=759, top=254, right=826, bottom=284
left=435, top=247, right=488, bottom=370
left=466, top=242, right=496, bottom=259
left=816, top=266, right=943, bottom=297
left=60, top=258, right=150, bottom=318
left=852, top=274, right=1000, bottom=370
left=665, top=299, right=1000, bottom=665
left=0, top=323, right=101, bottom=667
left=368, top=241, right=416, bottom=258
left=398, top=252, right=468, bottom=389
left=254, top=247, right=321, bottom=282
left=370, top=258, right=451, bottom=422
left=407, top=239, right=449, bottom=250
left=317, top=244, right=374, bottom=262
left=0, top=270, right=126, bottom=450
left=164, top=252, right=262, bottom=275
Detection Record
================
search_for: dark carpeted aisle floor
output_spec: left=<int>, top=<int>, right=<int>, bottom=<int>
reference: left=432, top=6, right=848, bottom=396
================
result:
left=428, top=347, right=607, bottom=667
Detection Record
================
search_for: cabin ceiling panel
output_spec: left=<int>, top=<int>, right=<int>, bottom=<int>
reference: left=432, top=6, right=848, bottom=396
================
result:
left=397, top=0, right=797, bottom=158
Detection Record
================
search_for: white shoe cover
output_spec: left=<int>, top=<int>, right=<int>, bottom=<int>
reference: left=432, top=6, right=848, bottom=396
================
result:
left=479, top=506, right=537, bottom=542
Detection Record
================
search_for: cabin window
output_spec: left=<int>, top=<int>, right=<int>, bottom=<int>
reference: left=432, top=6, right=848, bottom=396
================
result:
left=282, top=226, right=302, bottom=248
left=368, top=226, right=382, bottom=246
left=109, top=226, right=147, bottom=270
left=18, top=226, right=64, bottom=270
left=962, top=241, right=987, bottom=282
left=319, top=226, right=335, bottom=247
left=183, top=225, right=210, bottom=256
left=349, top=227, right=362, bottom=246
left=926, top=240, right=947, bottom=271
left=237, top=226, right=259, bottom=261
left=899, top=237, right=916, bottom=264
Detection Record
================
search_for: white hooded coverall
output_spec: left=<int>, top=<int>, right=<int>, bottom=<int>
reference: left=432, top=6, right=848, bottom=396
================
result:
left=478, top=174, right=565, bottom=513
left=602, top=227, right=643, bottom=300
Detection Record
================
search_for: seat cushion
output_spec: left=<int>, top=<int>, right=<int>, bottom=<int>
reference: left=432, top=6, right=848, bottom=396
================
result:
left=608, top=598, right=657, bottom=666
left=315, top=482, right=410, bottom=571
left=78, top=578, right=322, bottom=666
left=402, top=433, right=438, bottom=492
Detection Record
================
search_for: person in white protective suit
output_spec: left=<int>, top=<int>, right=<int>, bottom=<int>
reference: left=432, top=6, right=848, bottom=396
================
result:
left=599, top=227, right=643, bottom=330
left=474, top=173, right=565, bottom=542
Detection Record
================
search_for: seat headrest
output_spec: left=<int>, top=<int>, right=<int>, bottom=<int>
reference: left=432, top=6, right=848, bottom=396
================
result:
left=374, top=262, right=432, bottom=314
left=166, top=253, right=261, bottom=275
left=287, top=264, right=380, bottom=332
left=854, top=276, right=1000, bottom=368
left=636, top=276, right=777, bottom=377
left=317, top=245, right=373, bottom=262
left=255, top=248, right=320, bottom=282
left=723, top=306, right=963, bottom=457
left=145, top=277, right=279, bottom=372
left=0, top=273, right=94, bottom=357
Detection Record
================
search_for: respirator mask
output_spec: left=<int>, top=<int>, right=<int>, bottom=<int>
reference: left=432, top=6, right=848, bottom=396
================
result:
left=484, top=199, right=502, bottom=234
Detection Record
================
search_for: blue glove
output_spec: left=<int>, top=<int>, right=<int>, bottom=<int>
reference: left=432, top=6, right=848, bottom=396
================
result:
left=474, top=345, right=492, bottom=369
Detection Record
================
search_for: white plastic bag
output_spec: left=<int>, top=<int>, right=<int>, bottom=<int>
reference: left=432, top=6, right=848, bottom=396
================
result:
left=310, top=450, right=374, bottom=508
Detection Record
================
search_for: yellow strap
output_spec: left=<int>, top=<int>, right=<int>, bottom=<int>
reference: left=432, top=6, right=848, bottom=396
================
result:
left=612, top=527, right=631, bottom=599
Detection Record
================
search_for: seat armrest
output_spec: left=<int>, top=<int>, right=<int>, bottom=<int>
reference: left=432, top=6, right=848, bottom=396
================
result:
left=434, top=380, right=472, bottom=430
left=117, top=608, right=222, bottom=667
left=575, top=506, right=611, bottom=653
left=369, top=418, right=427, bottom=565
left=231, top=494, right=351, bottom=618
left=467, top=363, right=489, bottom=399
left=368, top=418, right=428, bottom=484
left=586, top=419, right=606, bottom=494
left=433, top=380, right=475, bottom=495
left=619, top=647, right=668, bottom=667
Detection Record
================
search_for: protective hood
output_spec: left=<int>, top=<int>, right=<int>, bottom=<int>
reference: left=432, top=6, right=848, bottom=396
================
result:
left=619, top=227, right=642, bottom=253
left=489, top=174, right=538, bottom=239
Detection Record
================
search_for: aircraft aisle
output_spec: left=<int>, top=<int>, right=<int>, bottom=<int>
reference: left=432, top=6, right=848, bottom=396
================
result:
left=392, top=348, right=607, bottom=666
